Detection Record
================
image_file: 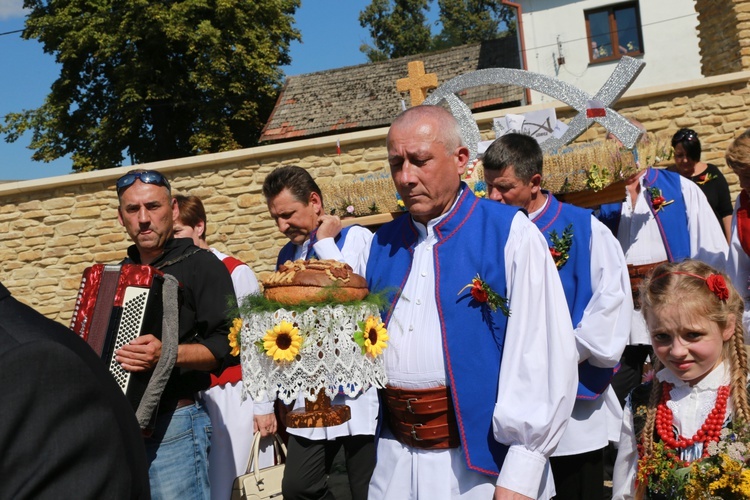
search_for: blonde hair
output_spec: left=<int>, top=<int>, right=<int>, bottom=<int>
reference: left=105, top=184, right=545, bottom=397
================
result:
left=726, top=128, right=750, bottom=174
left=634, top=260, right=749, bottom=498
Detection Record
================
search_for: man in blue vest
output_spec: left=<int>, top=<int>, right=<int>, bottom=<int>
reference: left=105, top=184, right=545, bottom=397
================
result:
left=482, top=132, right=632, bottom=499
left=364, top=106, right=578, bottom=499
left=262, top=165, right=376, bottom=500
left=597, top=153, right=728, bottom=408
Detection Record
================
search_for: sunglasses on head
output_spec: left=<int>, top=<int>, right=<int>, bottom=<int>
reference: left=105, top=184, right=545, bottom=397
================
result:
left=116, top=170, right=171, bottom=195
left=672, top=129, right=698, bottom=146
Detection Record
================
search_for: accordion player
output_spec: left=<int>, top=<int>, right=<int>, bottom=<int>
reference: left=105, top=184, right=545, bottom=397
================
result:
left=70, top=263, right=180, bottom=428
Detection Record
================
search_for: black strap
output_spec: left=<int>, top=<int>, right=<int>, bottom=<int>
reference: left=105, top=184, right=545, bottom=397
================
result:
left=153, top=247, right=203, bottom=270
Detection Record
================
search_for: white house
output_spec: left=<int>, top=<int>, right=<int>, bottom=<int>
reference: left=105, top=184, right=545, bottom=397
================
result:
left=515, top=0, right=702, bottom=103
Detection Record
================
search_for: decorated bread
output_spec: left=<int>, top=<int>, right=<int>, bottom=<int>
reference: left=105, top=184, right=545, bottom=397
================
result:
left=263, top=259, right=369, bottom=305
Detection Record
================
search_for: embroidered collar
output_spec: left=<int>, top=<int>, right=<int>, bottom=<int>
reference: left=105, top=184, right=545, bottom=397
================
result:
left=656, top=360, right=730, bottom=391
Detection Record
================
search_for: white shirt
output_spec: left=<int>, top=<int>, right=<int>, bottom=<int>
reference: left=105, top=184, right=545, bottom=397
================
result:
left=287, top=224, right=379, bottom=440
left=529, top=198, right=632, bottom=456
left=209, top=248, right=260, bottom=302
left=207, top=249, right=272, bottom=414
left=612, top=362, right=732, bottom=499
left=614, top=173, right=728, bottom=344
left=365, top=207, right=578, bottom=500
left=726, top=196, right=750, bottom=340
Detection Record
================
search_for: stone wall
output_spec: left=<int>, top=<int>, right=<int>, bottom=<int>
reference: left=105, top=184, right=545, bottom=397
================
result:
left=2, top=71, right=749, bottom=324
left=695, top=0, right=749, bottom=76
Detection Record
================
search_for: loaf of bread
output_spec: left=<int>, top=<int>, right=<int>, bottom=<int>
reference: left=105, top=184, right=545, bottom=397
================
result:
left=263, top=259, right=369, bottom=305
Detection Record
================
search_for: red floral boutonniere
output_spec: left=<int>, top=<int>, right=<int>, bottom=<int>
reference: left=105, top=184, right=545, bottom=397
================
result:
left=695, top=172, right=716, bottom=185
left=548, top=224, right=573, bottom=269
left=647, top=187, right=674, bottom=213
left=458, top=275, right=510, bottom=316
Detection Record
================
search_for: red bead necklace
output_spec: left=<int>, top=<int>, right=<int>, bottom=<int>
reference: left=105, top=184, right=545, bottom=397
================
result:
left=655, top=382, right=730, bottom=458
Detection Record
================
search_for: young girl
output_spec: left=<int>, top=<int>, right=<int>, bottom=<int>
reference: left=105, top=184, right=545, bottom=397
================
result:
left=612, top=259, right=750, bottom=499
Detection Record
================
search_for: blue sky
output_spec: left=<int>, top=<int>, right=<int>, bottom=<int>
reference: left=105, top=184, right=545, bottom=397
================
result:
left=0, top=0, right=395, bottom=181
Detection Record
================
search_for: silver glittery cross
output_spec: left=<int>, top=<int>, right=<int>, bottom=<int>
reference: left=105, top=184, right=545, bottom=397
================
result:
left=423, top=56, right=646, bottom=162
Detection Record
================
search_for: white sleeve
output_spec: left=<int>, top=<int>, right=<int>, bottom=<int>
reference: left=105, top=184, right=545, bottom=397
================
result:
left=612, top=398, right=638, bottom=500
left=576, top=216, right=632, bottom=366
left=681, top=176, right=728, bottom=271
left=230, top=264, right=260, bottom=304
left=494, top=212, right=578, bottom=496
left=727, top=197, right=750, bottom=340
left=313, top=225, right=373, bottom=276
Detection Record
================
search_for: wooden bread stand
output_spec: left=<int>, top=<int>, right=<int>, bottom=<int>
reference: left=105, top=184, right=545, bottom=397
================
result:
left=286, top=388, right=351, bottom=428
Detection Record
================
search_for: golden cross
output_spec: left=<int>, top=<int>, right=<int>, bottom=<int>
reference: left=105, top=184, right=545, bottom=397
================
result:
left=396, top=61, right=438, bottom=107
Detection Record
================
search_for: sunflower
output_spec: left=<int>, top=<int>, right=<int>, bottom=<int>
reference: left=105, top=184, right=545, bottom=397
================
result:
left=354, top=316, right=388, bottom=358
left=228, top=317, right=242, bottom=357
left=262, top=320, right=303, bottom=362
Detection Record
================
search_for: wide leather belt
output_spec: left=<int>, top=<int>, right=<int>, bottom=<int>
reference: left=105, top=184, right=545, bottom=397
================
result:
left=628, top=261, right=666, bottom=309
left=383, top=385, right=460, bottom=450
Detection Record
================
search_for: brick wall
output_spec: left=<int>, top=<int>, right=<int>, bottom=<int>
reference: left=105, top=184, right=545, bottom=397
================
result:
left=2, top=72, right=749, bottom=324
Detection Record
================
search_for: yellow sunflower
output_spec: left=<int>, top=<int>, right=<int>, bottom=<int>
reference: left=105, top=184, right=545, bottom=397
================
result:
left=359, top=316, right=388, bottom=358
left=228, top=317, right=242, bottom=356
left=263, top=320, right=302, bottom=362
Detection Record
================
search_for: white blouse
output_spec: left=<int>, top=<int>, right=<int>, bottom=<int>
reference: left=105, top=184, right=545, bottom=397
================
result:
left=612, top=362, right=732, bottom=499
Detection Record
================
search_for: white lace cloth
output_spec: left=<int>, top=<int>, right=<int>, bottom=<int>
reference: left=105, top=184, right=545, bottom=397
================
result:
left=240, top=303, right=388, bottom=405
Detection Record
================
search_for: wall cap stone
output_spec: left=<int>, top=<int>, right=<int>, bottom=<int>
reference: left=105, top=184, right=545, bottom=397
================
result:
left=2, top=71, right=750, bottom=201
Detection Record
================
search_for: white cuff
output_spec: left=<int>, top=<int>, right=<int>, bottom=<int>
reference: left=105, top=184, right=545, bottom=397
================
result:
left=496, top=445, right=547, bottom=498
left=253, top=400, right=274, bottom=415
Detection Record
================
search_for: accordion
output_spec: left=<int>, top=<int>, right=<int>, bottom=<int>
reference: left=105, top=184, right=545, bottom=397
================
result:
left=70, top=264, right=179, bottom=417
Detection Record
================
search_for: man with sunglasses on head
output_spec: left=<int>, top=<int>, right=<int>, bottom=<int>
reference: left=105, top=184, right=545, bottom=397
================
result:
left=114, top=169, right=236, bottom=499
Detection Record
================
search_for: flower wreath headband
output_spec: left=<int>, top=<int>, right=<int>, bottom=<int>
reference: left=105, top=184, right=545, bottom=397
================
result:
left=651, top=271, right=729, bottom=302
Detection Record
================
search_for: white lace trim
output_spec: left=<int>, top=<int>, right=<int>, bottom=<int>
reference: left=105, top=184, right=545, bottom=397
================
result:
left=240, top=303, right=388, bottom=405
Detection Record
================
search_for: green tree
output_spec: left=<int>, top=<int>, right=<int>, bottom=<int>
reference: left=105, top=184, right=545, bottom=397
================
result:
left=2, top=0, right=300, bottom=171
left=433, top=0, right=516, bottom=50
left=358, top=0, right=432, bottom=61
left=359, top=0, right=515, bottom=61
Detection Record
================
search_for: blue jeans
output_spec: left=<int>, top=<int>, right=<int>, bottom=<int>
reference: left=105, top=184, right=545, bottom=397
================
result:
left=145, top=401, right=212, bottom=500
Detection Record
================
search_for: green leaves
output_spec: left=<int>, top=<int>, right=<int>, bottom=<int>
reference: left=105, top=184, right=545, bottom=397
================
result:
left=359, top=0, right=515, bottom=62
left=5, top=0, right=301, bottom=171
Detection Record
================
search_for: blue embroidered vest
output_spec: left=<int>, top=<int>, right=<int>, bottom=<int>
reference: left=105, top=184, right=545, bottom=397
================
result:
left=366, top=186, right=517, bottom=477
left=275, top=225, right=353, bottom=269
left=598, top=168, right=690, bottom=262
left=534, top=193, right=614, bottom=400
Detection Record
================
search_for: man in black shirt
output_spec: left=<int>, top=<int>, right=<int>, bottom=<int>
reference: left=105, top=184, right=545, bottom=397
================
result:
left=0, top=282, right=151, bottom=499
left=114, top=169, right=235, bottom=499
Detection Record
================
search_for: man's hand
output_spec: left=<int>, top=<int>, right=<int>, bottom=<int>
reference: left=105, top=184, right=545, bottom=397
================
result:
left=253, top=413, right=278, bottom=437
left=115, top=334, right=162, bottom=372
left=494, top=486, right=533, bottom=500
left=316, top=214, right=342, bottom=240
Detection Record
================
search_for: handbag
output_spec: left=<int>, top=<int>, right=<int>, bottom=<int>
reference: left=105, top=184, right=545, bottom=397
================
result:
left=231, top=432, right=286, bottom=500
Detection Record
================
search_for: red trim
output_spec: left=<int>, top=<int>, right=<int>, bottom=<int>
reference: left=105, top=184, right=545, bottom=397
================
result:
left=222, top=256, right=245, bottom=275
left=644, top=170, right=675, bottom=262
left=434, top=198, right=499, bottom=477
left=210, top=364, right=242, bottom=388
left=737, top=191, right=750, bottom=257
left=534, top=195, right=562, bottom=233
